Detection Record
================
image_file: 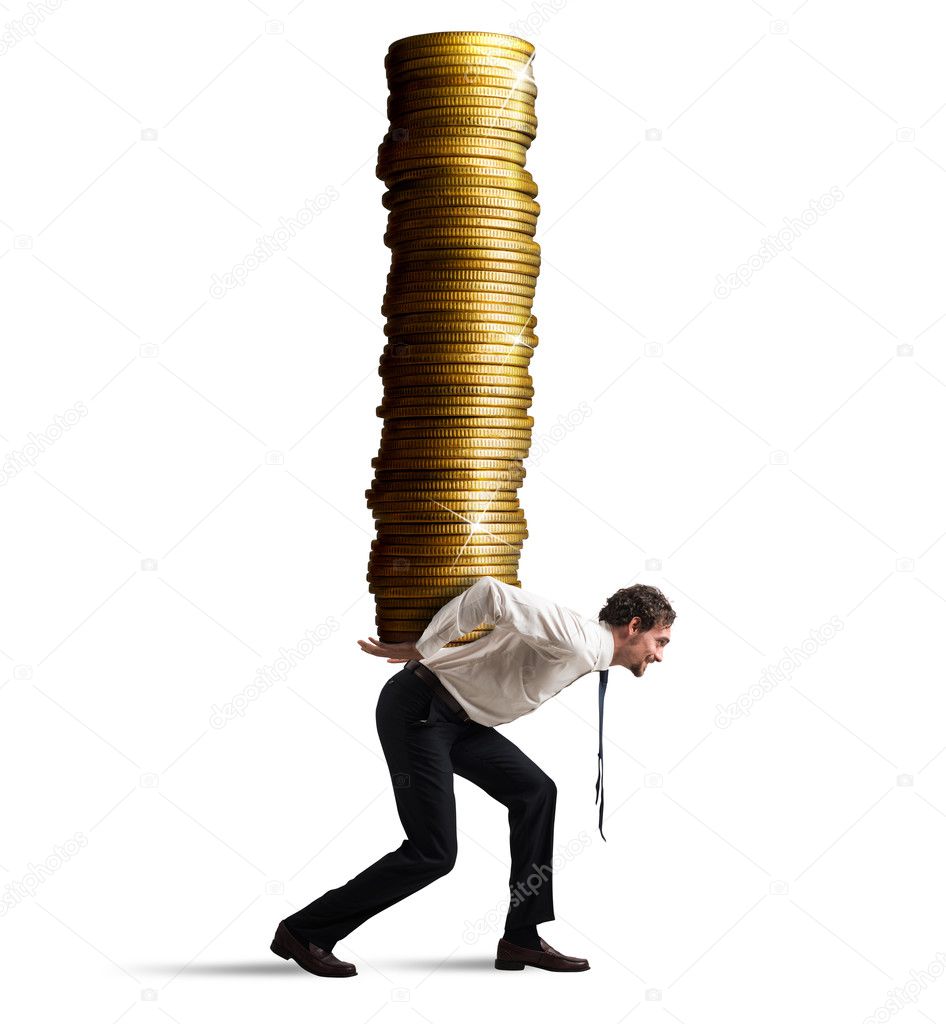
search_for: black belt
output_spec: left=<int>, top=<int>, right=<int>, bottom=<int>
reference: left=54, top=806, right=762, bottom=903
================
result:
left=405, top=660, right=470, bottom=722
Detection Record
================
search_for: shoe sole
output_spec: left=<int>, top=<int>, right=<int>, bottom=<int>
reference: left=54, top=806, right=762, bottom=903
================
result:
left=271, top=938, right=357, bottom=977
left=494, top=957, right=590, bottom=971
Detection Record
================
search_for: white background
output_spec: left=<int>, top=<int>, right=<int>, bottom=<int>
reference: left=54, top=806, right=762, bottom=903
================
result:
left=3, top=0, right=946, bottom=1021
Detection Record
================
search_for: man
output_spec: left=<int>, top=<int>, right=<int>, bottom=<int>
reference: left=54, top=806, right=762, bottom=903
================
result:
left=271, top=577, right=675, bottom=978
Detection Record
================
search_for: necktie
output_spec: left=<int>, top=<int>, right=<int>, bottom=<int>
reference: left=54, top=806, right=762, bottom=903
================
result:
left=595, top=669, right=608, bottom=841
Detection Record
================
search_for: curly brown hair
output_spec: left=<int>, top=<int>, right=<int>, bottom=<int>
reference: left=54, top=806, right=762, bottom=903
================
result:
left=598, top=584, right=676, bottom=632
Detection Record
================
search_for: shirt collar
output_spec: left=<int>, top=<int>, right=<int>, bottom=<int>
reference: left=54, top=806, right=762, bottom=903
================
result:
left=594, top=621, right=614, bottom=671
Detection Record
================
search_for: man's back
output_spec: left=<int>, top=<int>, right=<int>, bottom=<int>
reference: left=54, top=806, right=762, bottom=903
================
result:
left=416, top=576, right=614, bottom=725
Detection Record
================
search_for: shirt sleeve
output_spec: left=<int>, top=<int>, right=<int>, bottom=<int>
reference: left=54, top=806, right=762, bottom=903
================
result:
left=415, top=576, right=581, bottom=661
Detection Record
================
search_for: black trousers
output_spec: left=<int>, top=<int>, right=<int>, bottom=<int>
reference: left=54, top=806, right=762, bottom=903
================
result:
left=282, top=664, right=558, bottom=947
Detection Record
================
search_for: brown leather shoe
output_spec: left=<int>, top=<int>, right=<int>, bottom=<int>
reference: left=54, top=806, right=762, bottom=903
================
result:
left=495, top=935, right=590, bottom=972
left=270, top=921, right=357, bottom=977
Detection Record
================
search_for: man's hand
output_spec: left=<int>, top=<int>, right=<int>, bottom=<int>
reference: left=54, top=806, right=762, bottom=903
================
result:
left=357, top=637, right=422, bottom=663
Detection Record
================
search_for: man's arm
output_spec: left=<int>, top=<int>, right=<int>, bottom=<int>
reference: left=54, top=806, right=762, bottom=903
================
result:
left=415, top=576, right=579, bottom=660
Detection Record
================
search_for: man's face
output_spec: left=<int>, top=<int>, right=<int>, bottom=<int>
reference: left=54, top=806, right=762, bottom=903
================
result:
left=623, top=618, right=671, bottom=676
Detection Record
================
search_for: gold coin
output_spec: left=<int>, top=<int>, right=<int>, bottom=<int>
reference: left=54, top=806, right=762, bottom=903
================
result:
left=389, top=81, right=537, bottom=104
left=372, top=494, right=524, bottom=508
left=378, top=429, right=529, bottom=445
left=388, top=210, right=538, bottom=232
left=375, top=522, right=525, bottom=536
left=383, top=306, right=535, bottom=324
left=381, top=347, right=533, bottom=365
left=379, top=435, right=531, bottom=450
left=379, top=155, right=527, bottom=177
left=385, top=285, right=536, bottom=304
left=387, top=60, right=534, bottom=87
left=372, top=474, right=526, bottom=488
left=380, top=174, right=538, bottom=198
left=392, top=73, right=537, bottom=95
left=378, top=394, right=534, bottom=409
left=373, top=469, right=525, bottom=482
left=386, top=49, right=532, bottom=71
left=368, top=563, right=519, bottom=579
left=378, top=414, right=533, bottom=429
left=383, top=302, right=535, bottom=320
left=384, top=276, right=536, bottom=294
left=387, top=31, right=534, bottom=54
left=388, top=58, right=535, bottom=79
left=384, top=306, right=538, bottom=326
left=371, top=587, right=517, bottom=601
left=371, top=458, right=529, bottom=473
left=382, top=368, right=536, bottom=385
left=386, top=209, right=536, bottom=228
left=382, top=340, right=536, bottom=356
left=389, top=104, right=537, bottom=122
left=390, top=113, right=537, bottom=136
left=386, top=223, right=536, bottom=244
left=381, top=368, right=532, bottom=385
left=382, top=122, right=534, bottom=146
left=387, top=266, right=539, bottom=283
left=383, top=183, right=540, bottom=208
left=368, top=496, right=524, bottom=510
left=383, top=290, right=535, bottom=307
left=382, top=373, right=532, bottom=389
left=370, top=557, right=521, bottom=569
left=386, top=221, right=539, bottom=242
left=382, top=379, right=533, bottom=394
left=372, top=481, right=525, bottom=494
left=371, top=473, right=526, bottom=485
left=371, top=501, right=525, bottom=517
left=381, top=421, right=532, bottom=435
left=384, top=327, right=537, bottom=345
left=385, top=192, right=540, bottom=210
left=387, top=84, right=536, bottom=105
left=370, top=561, right=521, bottom=572
left=385, top=308, right=537, bottom=327
left=378, top=141, right=528, bottom=162
left=388, top=98, right=536, bottom=121
left=384, top=205, right=536, bottom=228
left=377, top=405, right=533, bottom=422
left=389, top=86, right=537, bottom=110
left=372, top=534, right=523, bottom=546
left=370, top=581, right=518, bottom=598
left=371, top=541, right=521, bottom=555
left=369, top=561, right=522, bottom=574
left=387, top=237, right=540, bottom=258
left=383, top=169, right=538, bottom=196
left=390, top=256, right=539, bottom=275
left=380, top=361, right=534, bottom=376
left=389, top=266, right=539, bottom=285
left=379, top=146, right=529, bottom=169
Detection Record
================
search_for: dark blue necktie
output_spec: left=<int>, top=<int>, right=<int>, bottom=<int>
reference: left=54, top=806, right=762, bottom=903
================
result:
left=595, top=669, right=608, bottom=841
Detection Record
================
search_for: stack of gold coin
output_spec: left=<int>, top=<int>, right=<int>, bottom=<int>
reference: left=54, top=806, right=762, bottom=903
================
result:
left=368, top=31, right=539, bottom=647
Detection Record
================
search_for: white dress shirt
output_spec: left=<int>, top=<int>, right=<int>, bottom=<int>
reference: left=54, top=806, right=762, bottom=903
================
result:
left=414, top=576, right=615, bottom=726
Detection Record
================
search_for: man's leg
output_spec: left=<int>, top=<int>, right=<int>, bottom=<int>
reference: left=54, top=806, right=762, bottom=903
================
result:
left=449, top=725, right=557, bottom=932
left=281, top=669, right=458, bottom=950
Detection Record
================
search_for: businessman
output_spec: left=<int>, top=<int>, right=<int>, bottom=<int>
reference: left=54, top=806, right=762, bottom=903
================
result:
left=271, top=578, right=675, bottom=977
